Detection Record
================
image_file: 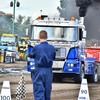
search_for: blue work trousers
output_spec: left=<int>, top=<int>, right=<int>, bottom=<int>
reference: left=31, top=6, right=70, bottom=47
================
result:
left=32, top=68, right=53, bottom=100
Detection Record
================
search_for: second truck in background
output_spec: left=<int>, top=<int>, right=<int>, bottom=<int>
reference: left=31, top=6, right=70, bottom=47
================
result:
left=0, top=34, right=20, bottom=63
left=18, top=37, right=29, bottom=61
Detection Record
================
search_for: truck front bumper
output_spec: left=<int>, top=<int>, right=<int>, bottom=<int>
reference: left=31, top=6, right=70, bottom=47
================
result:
left=52, top=59, right=80, bottom=74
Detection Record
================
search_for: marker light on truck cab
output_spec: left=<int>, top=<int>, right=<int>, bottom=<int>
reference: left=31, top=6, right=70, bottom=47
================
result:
left=71, top=17, right=75, bottom=21
left=38, top=15, right=48, bottom=20
left=38, top=16, right=41, bottom=20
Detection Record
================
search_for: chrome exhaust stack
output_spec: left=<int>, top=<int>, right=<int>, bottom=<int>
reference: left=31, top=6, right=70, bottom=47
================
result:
left=80, top=17, right=84, bottom=25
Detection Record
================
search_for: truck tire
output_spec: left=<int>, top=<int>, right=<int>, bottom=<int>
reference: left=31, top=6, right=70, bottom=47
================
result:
left=10, top=57, right=13, bottom=63
left=12, top=57, right=15, bottom=63
left=87, top=64, right=98, bottom=83
left=74, top=64, right=85, bottom=83
left=4, top=51, right=6, bottom=63
left=23, top=53, right=28, bottom=61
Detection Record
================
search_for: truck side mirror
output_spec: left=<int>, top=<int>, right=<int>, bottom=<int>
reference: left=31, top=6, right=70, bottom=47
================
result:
left=79, top=29, right=83, bottom=41
left=26, top=29, right=28, bottom=37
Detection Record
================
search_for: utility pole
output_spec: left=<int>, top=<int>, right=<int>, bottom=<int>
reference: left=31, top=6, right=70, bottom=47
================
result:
left=12, top=0, right=15, bottom=35
left=10, top=0, right=20, bottom=34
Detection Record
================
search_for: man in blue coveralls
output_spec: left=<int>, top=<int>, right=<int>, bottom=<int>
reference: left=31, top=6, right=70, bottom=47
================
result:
left=29, top=30, right=56, bottom=100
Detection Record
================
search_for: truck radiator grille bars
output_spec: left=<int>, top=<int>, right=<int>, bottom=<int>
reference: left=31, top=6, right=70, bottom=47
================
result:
left=55, top=48, right=66, bottom=59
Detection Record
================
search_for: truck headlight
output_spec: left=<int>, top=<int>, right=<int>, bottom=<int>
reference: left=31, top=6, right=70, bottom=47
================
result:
left=67, top=63, right=71, bottom=67
left=71, top=64, right=74, bottom=67
left=30, top=67, right=35, bottom=70
left=67, top=63, right=77, bottom=67
left=30, top=62, right=35, bottom=65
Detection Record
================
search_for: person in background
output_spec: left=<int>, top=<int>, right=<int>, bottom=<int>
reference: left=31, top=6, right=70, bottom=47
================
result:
left=28, top=30, right=56, bottom=100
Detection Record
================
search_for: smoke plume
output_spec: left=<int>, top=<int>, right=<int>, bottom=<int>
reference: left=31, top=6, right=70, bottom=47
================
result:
left=76, top=0, right=100, bottom=17
left=76, top=0, right=94, bottom=17
left=57, top=0, right=100, bottom=46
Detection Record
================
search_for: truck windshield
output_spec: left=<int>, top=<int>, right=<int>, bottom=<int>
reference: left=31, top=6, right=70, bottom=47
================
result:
left=20, top=39, right=28, bottom=45
left=0, top=36, right=15, bottom=46
left=31, top=26, right=78, bottom=41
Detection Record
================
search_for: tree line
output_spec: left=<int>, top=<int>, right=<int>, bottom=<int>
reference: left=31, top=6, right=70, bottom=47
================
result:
left=0, top=11, right=31, bottom=38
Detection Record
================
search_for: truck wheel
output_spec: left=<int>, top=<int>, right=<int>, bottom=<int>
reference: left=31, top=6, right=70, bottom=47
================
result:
left=74, top=64, right=85, bottom=83
left=23, top=53, right=28, bottom=61
left=10, top=57, right=12, bottom=63
left=12, top=57, right=15, bottom=63
left=88, top=64, right=98, bottom=83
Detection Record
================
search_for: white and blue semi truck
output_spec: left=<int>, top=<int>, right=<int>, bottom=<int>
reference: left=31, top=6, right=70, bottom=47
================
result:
left=27, top=15, right=98, bottom=83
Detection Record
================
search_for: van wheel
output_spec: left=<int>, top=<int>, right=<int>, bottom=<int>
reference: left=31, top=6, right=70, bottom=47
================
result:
left=74, top=64, right=85, bottom=83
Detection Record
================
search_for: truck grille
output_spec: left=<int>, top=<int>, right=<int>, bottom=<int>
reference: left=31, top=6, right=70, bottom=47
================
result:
left=55, top=48, right=66, bottom=58
left=18, top=46, right=26, bottom=52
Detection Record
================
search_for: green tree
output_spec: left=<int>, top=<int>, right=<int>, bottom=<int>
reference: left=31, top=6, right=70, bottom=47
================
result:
left=0, top=11, right=5, bottom=14
left=23, top=17, right=31, bottom=25
left=0, top=11, right=13, bottom=35
left=16, top=14, right=25, bottom=24
left=15, top=15, right=31, bottom=37
left=0, top=11, right=31, bottom=38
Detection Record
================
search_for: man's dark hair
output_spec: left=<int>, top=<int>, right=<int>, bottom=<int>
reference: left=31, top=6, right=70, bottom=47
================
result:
left=39, top=30, right=47, bottom=39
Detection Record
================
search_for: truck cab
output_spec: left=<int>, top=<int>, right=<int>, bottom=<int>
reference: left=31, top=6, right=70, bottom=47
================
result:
left=27, top=16, right=98, bottom=83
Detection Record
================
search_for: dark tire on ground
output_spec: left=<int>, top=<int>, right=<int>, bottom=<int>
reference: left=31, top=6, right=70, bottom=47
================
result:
left=23, top=53, right=28, bottom=61
left=12, top=57, right=15, bottom=63
left=87, top=64, right=98, bottom=83
left=10, top=57, right=13, bottom=63
left=74, top=64, right=85, bottom=83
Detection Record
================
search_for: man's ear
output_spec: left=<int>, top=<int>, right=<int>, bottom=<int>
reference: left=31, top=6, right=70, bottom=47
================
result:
left=38, top=36, right=40, bottom=39
left=47, top=36, right=48, bottom=39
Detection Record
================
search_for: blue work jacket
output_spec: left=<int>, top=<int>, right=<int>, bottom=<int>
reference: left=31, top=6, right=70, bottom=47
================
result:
left=29, top=42, right=56, bottom=68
